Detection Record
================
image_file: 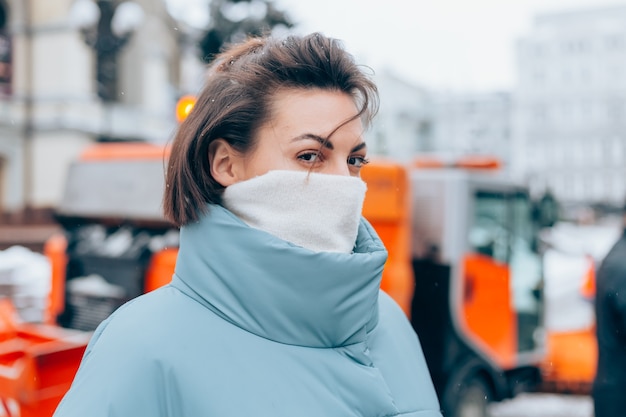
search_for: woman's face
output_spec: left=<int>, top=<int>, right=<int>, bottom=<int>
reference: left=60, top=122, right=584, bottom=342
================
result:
left=241, top=88, right=368, bottom=179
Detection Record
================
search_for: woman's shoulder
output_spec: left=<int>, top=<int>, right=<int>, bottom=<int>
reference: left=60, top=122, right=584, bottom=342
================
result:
left=83, top=285, right=215, bottom=357
left=377, top=290, right=411, bottom=327
left=373, top=290, right=424, bottom=352
left=54, top=286, right=216, bottom=417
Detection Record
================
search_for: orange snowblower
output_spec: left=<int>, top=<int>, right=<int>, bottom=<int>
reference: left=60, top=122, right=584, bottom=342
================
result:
left=0, top=299, right=88, bottom=416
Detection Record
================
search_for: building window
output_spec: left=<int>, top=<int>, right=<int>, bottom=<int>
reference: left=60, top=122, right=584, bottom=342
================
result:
left=606, top=34, right=624, bottom=50
left=0, top=2, right=10, bottom=97
left=591, top=139, right=603, bottom=165
left=465, top=101, right=476, bottom=114
left=610, top=176, right=624, bottom=201
left=551, top=175, right=564, bottom=195
left=570, top=176, right=585, bottom=200
left=581, top=99, right=593, bottom=122
left=560, top=141, right=571, bottom=166
left=574, top=40, right=586, bottom=53
left=581, top=176, right=592, bottom=200
left=612, top=137, right=623, bottom=165
left=562, top=69, right=572, bottom=85
left=607, top=98, right=624, bottom=122
left=602, top=139, right=612, bottom=166
left=561, top=39, right=587, bottom=54
left=608, top=65, right=623, bottom=83
left=573, top=140, right=585, bottom=166
left=527, top=148, right=538, bottom=170
left=561, top=41, right=572, bottom=54
left=592, top=175, right=605, bottom=200
left=580, top=68, right=591, bottom=85
left=552, top=143, right=563, bottom=167
left=533, top=103, right=548, bottom=124
left=560, top=101, right=571, bottom=123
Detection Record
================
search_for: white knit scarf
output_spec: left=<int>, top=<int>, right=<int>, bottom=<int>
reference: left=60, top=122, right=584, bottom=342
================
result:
left=221, top=170, right=367, bottom=253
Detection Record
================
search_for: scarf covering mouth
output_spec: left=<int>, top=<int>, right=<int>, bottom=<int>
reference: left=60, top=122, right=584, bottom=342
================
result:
left=221, top=170, right=367, bottom=253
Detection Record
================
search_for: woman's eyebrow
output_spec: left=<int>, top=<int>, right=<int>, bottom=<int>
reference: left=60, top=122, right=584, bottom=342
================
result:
left=291, top=134, right=367, bottom=153
left=351, top=142, right=367, bottom=153
left=291, top=133, right=334, bottom=149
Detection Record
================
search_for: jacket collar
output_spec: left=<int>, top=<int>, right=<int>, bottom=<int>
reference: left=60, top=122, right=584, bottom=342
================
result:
left=172, top=204, right=387, bottom=348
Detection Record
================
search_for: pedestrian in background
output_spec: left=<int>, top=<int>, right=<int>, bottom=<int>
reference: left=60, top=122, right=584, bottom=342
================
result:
left=53, top=32, right=443, bottom=417
left=593, top=202, right=626, bottom=417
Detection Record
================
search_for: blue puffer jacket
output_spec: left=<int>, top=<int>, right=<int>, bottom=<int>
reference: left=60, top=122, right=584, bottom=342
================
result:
left=54, top=205, right=442, bottom=417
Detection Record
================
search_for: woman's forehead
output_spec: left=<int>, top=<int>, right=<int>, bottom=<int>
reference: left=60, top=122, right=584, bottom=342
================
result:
left=266, top=89, right=361, bottom=132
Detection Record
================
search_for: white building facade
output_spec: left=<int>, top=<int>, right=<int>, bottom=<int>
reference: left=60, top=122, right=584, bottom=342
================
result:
left=0, top=2, right=440, bottom=217
left=429, top=91, right=512, bottom=169
left=513, top=5, right=626, bottom=206
left=367, top=70, right=433, bottom=162
left=0, top=0, right=191, bottom=220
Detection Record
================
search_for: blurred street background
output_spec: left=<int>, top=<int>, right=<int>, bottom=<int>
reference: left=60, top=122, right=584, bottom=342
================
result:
left=1, top=0, right=626, bottom=416
left=3, top=0, right=626, bottom=227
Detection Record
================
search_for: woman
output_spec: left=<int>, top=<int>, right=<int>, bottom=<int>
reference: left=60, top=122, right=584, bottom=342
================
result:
left=54, top=33, right=442, bottom=417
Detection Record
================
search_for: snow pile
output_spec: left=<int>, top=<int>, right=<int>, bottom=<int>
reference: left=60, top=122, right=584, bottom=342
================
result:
left=0, top=245, right=51, bottom=322
left=542, top=222, right=620, bottom=263
left=489, top=393, right=593, bottom=417
left=543, top=250, right=594, bottom=331
left=542, top=221, right=621, bottom=332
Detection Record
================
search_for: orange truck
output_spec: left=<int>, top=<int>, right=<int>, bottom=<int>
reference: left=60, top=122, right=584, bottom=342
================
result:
left=399, top=157, right=550, bottom=417
left=1, top=142, right=557, bottom=417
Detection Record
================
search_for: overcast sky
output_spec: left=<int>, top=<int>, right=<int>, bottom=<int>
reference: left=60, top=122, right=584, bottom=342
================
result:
left=167, top=0, right=626, bottom=91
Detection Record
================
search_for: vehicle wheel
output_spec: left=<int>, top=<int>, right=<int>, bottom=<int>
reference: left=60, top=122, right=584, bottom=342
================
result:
left=443, top=375, right=491, bottom=417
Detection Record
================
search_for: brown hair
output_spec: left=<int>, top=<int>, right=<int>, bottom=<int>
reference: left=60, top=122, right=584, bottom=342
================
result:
left=163, top=32, right=379, bottom=227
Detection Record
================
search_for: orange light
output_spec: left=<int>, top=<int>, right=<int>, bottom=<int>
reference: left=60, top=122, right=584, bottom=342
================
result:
left=80, top=142, right=171, bottom=161
left=413, top=157, right=445, bottom=169
left=413, top=155, right=502, bottom=170
left=454, top=156, right=502, bottom=170
left=175, top=95, right=197, bottom=123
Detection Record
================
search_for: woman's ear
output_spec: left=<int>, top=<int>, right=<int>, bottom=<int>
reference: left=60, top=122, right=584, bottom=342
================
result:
left=208, top=139, right=243, bottom=187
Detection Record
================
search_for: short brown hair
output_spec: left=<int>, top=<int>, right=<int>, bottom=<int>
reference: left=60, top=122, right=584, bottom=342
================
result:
left=163, top=32, right=379, bottom=227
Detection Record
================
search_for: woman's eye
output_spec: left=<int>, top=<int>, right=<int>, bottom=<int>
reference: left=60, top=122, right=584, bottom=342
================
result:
left=298, top=152, right=322, bottom=164
left=348, top=156, right=370, bottom=168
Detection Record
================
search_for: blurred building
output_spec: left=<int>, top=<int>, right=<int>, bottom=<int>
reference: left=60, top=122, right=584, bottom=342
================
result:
left=368, top=70, right=433, bottom=162
left=0, top=0, right=193, bottom=222
left=429, top=91, right=512, bottom=169
left=514, top=4, right=626, bottom=206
